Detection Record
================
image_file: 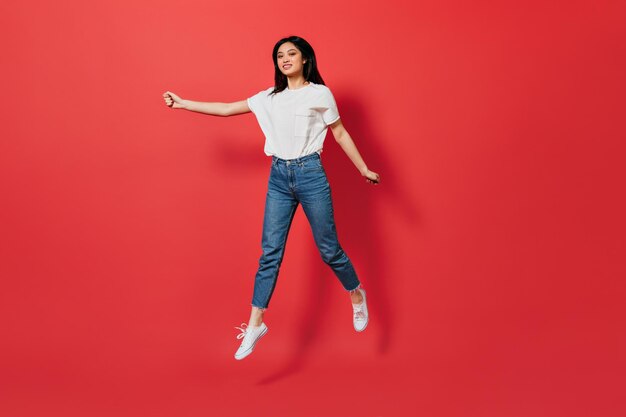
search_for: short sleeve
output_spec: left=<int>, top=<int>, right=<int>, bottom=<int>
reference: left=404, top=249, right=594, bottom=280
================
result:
left=247, top=88, right=271, bottom=114
left=246, top=93, right=259, bottom=114
left=321, top=88, right=340, bottom=125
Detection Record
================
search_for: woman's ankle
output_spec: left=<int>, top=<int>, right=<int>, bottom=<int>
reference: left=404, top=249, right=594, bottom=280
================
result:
left=249, top=307, right=265, bottom=327
left=350, top=289, right=363, bottom=304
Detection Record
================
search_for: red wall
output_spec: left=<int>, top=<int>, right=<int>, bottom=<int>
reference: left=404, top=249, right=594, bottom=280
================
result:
left=1, top=1, right=625, bottom=416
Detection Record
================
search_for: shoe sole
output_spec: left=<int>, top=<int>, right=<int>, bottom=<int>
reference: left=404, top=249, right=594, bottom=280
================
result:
left=234, top=326, right=268, bottom=360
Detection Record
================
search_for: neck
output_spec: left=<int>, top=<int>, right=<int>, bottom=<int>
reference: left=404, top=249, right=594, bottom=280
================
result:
left=286, top=76, right=310, bottom=90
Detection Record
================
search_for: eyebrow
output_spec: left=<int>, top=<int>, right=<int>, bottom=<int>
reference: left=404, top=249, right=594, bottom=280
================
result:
left=277, top=49, right=297, bottom=55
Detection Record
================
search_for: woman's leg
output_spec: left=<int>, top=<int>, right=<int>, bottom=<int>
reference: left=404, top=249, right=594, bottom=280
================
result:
left=297, top=157, right=362, bottom=295
left=235, top=160, right=299, bottom=360
left=249, top=161, right=298, bottom=322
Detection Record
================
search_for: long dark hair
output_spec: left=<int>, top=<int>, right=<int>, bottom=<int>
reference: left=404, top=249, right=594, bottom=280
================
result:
left=270, top=36, right=326, bottom=95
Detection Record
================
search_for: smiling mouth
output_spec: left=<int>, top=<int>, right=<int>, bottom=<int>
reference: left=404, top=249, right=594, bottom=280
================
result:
left=283, top=64, right=292, bottom=69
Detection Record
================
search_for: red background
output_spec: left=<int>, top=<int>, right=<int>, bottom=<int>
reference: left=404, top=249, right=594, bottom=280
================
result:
left=1, top=1, right=625, bottom=416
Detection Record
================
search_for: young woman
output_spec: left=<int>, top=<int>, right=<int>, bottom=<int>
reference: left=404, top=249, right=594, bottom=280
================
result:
left=163, top=35, right=380, bottom=360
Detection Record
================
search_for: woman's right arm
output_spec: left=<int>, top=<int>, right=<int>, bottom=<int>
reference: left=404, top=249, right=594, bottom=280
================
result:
left=162, top=91, right=250, bottom=116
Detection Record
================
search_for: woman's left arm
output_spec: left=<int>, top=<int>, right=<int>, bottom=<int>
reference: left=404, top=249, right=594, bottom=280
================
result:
left=329, top=119, right=380, bottom=184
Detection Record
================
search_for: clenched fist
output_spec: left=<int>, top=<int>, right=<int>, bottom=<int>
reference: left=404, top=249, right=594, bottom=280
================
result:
left=163, top=91, right=185, bottom=109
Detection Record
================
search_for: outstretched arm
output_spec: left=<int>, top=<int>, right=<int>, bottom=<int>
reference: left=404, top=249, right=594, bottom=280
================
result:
left=329, top=119, right=380, bottom=184
left=163, top=91, right=250, bottom=116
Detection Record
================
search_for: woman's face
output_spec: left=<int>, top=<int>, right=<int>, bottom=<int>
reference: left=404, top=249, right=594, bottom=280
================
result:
left=276, top=42, right=306, bottom=76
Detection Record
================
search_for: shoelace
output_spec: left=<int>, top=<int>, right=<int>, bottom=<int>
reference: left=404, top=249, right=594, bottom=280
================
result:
left=234, top=323, right=249, bottom=340
left=353, top=303, right=366, bottom=320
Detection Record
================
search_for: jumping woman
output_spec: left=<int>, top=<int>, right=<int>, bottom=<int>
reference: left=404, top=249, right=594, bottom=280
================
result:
left=163, top=35, right=380, bottom=360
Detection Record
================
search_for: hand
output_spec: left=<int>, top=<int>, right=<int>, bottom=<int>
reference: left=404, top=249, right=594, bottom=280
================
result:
left=363, top=169, right=380, bottom=185
left=162, top=91, right=186, bottom=109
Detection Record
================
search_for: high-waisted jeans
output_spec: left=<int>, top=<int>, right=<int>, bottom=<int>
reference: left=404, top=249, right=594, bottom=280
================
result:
left=251, top=152, right=361, bottom=309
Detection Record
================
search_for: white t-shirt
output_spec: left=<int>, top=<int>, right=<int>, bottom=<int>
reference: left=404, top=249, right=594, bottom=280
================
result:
left=246, top=82, right=340, bottom=159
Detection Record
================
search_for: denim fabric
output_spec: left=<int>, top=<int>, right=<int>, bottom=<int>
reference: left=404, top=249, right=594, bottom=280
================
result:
left=251, top=152, right=361, bottom=309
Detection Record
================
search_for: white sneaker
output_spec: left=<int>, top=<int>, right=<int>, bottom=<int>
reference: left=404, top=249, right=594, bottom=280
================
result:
left=352, top=288, right=369, bottom=332
left=234, top=322, right=268, bottom=360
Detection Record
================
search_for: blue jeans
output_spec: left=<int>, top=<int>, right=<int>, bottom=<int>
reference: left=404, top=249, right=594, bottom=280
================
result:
left=251, top=152, right=361, bottom=309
